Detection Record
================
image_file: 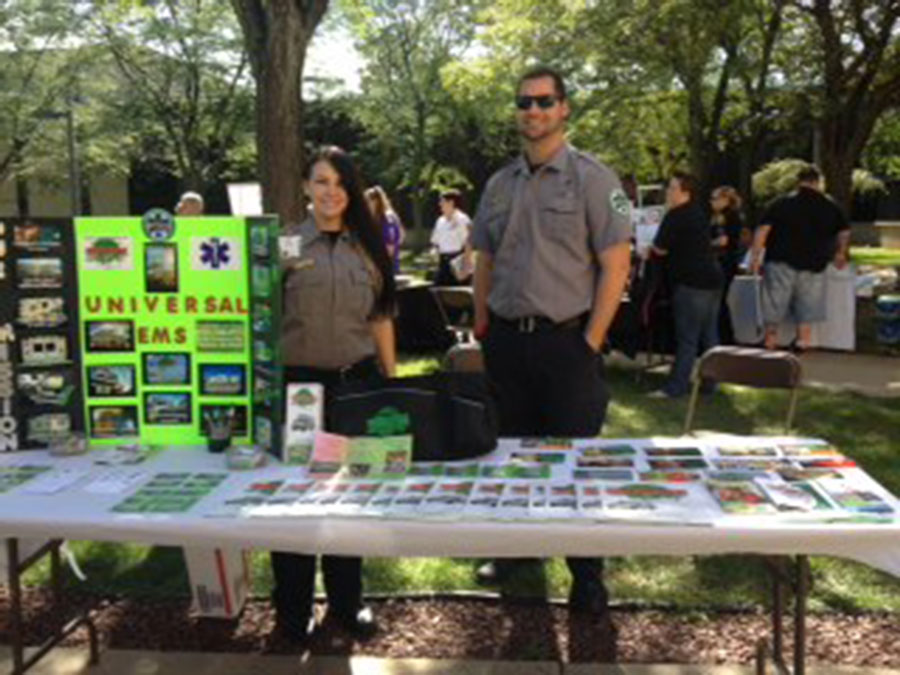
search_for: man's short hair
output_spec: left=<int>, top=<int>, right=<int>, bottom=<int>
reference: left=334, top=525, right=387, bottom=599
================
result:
left=518, top=66, right=567, bottom=101
left=797, top=165, right=821, bottom=184
left=671, top=170, right=699, bottom=201
left=440, top=189, right=462, bottom=208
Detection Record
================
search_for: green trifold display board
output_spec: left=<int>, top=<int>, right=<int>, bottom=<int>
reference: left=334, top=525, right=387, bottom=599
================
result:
left=75, top=217, right=259, bottom=446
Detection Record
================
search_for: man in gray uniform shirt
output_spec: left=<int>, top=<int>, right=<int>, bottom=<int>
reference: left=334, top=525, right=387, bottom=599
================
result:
left=471, top=66, right=632, bottom=616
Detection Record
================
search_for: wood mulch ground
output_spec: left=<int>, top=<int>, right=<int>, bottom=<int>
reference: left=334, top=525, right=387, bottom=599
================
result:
left=1, top=589, right=897, bottom=668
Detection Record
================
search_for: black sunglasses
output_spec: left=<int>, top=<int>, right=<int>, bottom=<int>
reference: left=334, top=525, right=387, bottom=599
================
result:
left=515, top=95, right=559, bottom=110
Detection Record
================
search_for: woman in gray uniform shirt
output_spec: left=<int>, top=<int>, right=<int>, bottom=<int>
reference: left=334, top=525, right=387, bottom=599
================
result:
left=273, top=146, right=396, bottom=643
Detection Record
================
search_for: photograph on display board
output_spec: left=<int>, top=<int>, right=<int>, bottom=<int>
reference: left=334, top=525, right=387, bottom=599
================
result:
left=254, top=370, right=276, bottom=404
left=17, top=297, right=67, bottom=327
left=18, top=371, right=77, bottom=406
left=253, top=338, right=274, bottom=363
left=252, top=302, right=272, bottom=333
left=87, top=365, right=136, bottom=397
left=16, top=257, right=63, bottom=289
left=27, top=412, right=71, bottom=444
left=14, top=223, right=62, bottom=251
left=144, top=243, right=178, bottom=292
left=144, top=392, right=192, bottom=425
left=251, top=263, right=271, bottom=297
left=199, top=404, right=248, bottom=436
left=250, top=224, right=271, bottom=257
left=20, top=334, right=69, bottom=366
left=83, top=237, right=134, bottom=271
left=196, top=320, right=245, bottom=352
left=85, top=320, right=135, bottom=352
left=90, top=405, right=139, bottom=438
left=143, top=353, right=191, bottom=385
left=199, top=364, right=246, bottom=396
left=255, top=414, right=272, bottom=448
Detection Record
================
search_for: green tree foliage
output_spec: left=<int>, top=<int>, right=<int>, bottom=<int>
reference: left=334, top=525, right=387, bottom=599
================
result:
left=92, top=0, right=254, bottom=194
left=783, top=1, right=900, bottom=209
left=342, top=0, right=485, bottom=230
left=443, top=0, right=790, bottom=194
left=863, top=110, right=900, bottom=180
left=752, top=158, right=885, bottom=207
left=0, top=0, right=88, bottom=202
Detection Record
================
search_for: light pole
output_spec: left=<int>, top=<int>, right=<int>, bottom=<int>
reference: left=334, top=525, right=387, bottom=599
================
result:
left=65, top=107, right=80, bottom=217
left=37, top=105, right=80, bottom=217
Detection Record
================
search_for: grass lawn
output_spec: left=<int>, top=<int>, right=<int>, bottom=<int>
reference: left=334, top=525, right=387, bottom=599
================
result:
left=24, top=357, right=900, bottom=615
left=851, top=246, right=900, bottom=267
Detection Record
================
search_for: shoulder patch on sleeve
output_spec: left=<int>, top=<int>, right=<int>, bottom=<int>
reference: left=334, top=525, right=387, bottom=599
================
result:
left=610, top=188, right=631, bottom=217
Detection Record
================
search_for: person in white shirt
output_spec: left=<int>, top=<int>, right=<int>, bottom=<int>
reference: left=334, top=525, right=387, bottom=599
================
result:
left=431, top=189, right=473, bottom=285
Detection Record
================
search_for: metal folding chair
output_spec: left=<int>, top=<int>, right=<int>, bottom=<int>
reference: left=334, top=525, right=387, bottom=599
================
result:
left=429, top=286, right=475, bottom=343
left=681, top=345, right=807, bottom=675
left=683, top=345, right=802, bottom=434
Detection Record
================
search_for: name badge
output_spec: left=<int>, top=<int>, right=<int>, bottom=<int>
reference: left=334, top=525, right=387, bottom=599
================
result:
left=279, top=235, right=303, bottom=261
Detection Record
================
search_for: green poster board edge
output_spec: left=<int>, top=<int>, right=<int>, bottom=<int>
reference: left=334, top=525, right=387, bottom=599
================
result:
left=247, top=215, right=284, bottom=458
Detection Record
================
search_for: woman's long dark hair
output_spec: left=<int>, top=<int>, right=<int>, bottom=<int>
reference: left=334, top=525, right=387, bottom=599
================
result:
left=307, top=146, right=396, bottom=316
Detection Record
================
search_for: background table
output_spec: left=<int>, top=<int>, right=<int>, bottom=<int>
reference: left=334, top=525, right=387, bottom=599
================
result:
left=728, top=266, right=857, bottom=350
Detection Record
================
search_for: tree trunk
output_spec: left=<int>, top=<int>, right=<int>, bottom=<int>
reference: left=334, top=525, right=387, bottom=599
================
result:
left=231, top=0, right=328, bottom=224
left=816, top=104, right=880, bottom=213
left=13, top=139, right=28, bottom=216
left=817, top=146, right=853, bottom=215
left=15, top=175, right=29, bottom=217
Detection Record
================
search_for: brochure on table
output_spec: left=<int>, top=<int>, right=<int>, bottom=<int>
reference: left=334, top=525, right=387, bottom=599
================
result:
left=74, top=214, right=283, bottom=452
left=171, top=435, right=900, bottom=526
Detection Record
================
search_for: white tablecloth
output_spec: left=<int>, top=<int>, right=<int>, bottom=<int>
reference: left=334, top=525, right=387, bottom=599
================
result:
left=1, top=439, right=898, bottom=579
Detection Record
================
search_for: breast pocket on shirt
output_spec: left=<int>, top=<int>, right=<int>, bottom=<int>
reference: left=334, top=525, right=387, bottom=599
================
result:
left=284, top=266, right=327, bottom=320
left=348, top=265, right=377, bottom=319
left=543, top=194, right=582, bottom=245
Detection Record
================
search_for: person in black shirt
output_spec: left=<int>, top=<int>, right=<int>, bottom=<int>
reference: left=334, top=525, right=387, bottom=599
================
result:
left=710, top=186, right=749, bottom=343
left=649, top=171, right=724, bottom=398
left=749, top=166, right=850, bottom=351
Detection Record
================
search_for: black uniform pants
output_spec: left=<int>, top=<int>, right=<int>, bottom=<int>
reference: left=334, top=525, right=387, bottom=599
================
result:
left=481, top=315, right=610, bottom=582
left=271, top=358, right=381, bottom=624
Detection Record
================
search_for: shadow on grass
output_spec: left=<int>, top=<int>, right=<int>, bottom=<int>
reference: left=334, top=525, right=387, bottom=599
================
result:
left=691, top=555, right=770, bottom=607
left=33, top=542, right=190, bottom=599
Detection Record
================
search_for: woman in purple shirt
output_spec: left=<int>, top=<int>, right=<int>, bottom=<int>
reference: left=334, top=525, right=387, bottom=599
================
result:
left=365, top=186, right=405, bottom=273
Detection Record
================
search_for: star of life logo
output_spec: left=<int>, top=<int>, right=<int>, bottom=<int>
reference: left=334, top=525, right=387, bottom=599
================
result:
left=191, top=236, right=242, bottom=271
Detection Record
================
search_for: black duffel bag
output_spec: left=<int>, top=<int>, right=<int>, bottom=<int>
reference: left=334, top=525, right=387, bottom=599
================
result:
left=327, top=372, right=498, bottom=461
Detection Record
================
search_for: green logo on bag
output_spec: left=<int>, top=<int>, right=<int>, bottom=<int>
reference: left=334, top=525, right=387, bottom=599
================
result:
left=367, top=406, right=410, bottom=436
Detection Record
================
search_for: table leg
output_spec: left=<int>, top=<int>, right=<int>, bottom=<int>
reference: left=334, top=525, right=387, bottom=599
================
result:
left=50, top=543, right=62, bottom=607
left=5, top=537, right=101, bottom=673
left=7, top=538, right=25, bottom=673
left=793, top=556, right=809, bottom=675
left=755, top=555, right=811, bottom=675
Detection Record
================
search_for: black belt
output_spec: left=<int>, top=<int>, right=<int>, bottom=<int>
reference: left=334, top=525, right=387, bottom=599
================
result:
left=493, top=312, right=585, bottom=334
left=286, top=356, right=379, bottom=384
